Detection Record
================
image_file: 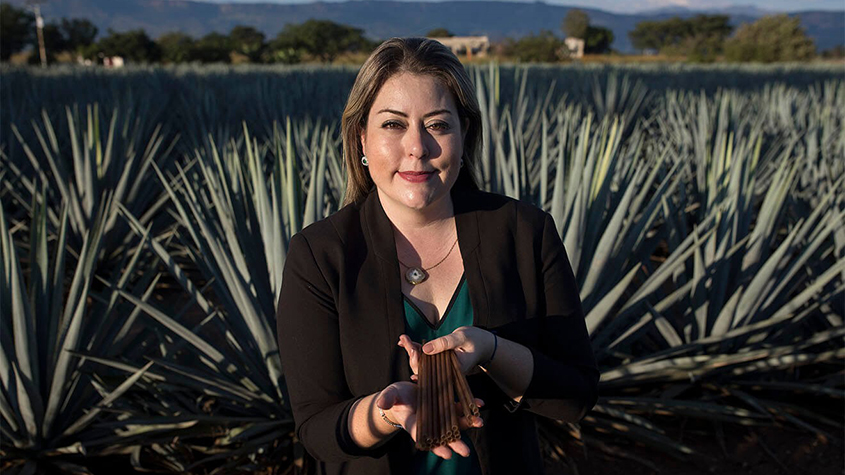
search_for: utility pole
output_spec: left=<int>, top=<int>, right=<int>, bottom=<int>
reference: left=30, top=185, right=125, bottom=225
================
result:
left=26, top=1, right=48, bottom=67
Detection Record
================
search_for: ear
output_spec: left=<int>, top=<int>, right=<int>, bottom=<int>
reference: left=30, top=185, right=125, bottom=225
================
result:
left=360, top=128, right=367, bottom=156
left=461, top=117, right=469, bottom=143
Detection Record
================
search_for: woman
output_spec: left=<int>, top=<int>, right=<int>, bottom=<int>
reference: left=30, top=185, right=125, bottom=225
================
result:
left=276, top=38, right=598, bottom=475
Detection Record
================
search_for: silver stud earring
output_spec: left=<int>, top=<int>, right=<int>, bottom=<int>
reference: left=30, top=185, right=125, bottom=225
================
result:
left=361, top=155, right=368, bottom=167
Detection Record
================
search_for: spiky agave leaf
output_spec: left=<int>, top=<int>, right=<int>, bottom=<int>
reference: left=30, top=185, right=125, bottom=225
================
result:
left=0, top=192, right=180, bottom=471
left=110, top=122, right=335, bottom=470
left=577, top=87, right=844, bottom=458
left=6, top=103, right=176, bottom=263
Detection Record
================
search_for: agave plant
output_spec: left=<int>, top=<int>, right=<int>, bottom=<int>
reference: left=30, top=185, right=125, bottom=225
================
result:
left=2, top=63, right=841, bottom=473
left=589, top=72, right=649, bottom=133
left=4, top=103, right=176, bottom=264
left=473, top=66, right=682, bottom=332
left=109, top=120, right=341, bottom=470
left=579, top=87, right=845, bottom=460
left=0, top=192, right=171, bottom=474
left=584, top=206, right=844, bottom=460
left=4, top=63, right=842, bottom=161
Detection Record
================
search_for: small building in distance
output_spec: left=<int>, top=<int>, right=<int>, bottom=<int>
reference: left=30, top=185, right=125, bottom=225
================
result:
left=79, top=54, right=125, bottom=67
left=103, top=56, right=125, bottom=68
left=429, top=36, right=490, bottom=59
left=564, top=37, right=585, bottom=58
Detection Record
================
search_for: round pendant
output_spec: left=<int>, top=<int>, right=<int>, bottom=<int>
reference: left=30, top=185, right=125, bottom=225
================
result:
left=405, top=267, right=429, bottom=285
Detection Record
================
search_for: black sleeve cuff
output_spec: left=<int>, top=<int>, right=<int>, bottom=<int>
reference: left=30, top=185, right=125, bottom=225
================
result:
left=335, top=397, right=398, bottom=459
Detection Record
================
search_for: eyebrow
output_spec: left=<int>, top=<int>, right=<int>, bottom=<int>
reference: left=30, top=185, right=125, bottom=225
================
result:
left=376, top=108, right=453, bottom=118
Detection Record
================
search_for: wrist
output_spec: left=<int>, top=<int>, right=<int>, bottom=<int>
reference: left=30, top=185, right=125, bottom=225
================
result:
left=378, top=406, right=403, bottom=432
left=479, top=330, right=498, bottom=369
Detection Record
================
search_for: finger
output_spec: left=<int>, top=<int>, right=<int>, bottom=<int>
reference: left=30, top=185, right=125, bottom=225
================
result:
left=458, top=414, right=484, bottom=430
left=399, top=334, right=422, bottom=354
left=448, top=440, right=471, bottom=458
left=375, top=385, right=399, bottom=410
left=471, top=398, right=485, bottom=427
left=450, top=399, right=484, bottom=430
left=397, top=335, right=421, bottom=375
left=422, top=333, right=461, bottom=355
left=402, top=334, right=422, bottom=349
left=431, top=445, right=452, bottom=460
left=457, top=398, right=485, bottom=429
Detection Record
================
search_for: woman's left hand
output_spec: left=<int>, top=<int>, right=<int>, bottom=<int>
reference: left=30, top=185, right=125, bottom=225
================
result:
left=397, top=326, right=496, bottom=380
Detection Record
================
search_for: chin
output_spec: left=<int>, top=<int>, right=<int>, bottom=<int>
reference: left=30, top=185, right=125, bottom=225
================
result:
left=399, top=196, right=433, bottom=210
left=399, top=189, right=442, bottom=211
left=404, top=201, right=434, bottom=211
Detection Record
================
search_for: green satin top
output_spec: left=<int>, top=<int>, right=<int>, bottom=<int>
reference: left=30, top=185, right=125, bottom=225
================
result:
left=403, top=276, right=483, bottom=475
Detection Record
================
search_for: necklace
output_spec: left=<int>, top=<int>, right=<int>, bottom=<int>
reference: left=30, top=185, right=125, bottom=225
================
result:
left=397, top=237, right=459, bottom=285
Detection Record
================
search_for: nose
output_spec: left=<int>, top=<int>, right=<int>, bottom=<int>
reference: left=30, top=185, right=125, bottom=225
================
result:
left=404, top=124, right=429, bottom=160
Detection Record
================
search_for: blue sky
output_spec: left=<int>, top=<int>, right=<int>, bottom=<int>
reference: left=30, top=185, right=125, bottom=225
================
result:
left=196, top=0, right=845, bottom=14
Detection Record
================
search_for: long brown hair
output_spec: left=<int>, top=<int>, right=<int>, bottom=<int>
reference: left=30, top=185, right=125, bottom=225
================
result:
left=341, top=37, right=482, bottom=206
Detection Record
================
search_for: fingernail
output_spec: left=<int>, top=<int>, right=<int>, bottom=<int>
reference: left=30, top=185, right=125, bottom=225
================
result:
left=422, top=343, right=433, bottom=353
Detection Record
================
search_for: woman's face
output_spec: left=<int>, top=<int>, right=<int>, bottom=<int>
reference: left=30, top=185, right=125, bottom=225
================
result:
left=361, top=73, right=465, bottom=214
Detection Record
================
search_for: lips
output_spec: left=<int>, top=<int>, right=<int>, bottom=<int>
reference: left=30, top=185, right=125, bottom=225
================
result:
left=398, top=171, right=434, bottom=183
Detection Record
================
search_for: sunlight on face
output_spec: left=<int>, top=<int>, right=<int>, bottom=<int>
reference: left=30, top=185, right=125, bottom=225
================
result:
left=361, top=73, right=465, bottom=215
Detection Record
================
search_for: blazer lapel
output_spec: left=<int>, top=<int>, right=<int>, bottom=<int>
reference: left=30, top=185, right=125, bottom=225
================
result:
left=362, top=192, right=412, bottom=384
left=453, top=189, right=490, bottom=329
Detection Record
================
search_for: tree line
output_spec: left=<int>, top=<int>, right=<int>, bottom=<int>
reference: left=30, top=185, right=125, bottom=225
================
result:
left=628, top=13, right=825, bottom=62
left=1, top=4, right=836, bottom=65
left=467, top=9, right=828, bottom=64
left=1, top=4, right=373, bottom=64
left=0, top=4, right=617, bottom=65
left=519, top=9, right=830, bottom=63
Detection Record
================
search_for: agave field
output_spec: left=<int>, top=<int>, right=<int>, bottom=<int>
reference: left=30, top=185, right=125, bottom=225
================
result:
left=1, top=62, right=843, bottom=474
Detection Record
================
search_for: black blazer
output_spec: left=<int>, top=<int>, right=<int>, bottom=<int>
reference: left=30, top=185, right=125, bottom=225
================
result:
left=276, top=187, right=599, bottom=475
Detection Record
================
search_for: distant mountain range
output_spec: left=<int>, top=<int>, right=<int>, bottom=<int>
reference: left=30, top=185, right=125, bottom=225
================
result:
left=6, top=0, right=844, bottom=53
left=634, top=5, right=774, bottom=17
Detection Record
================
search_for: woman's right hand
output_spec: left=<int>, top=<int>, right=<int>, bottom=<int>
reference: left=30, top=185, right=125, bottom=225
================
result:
left=398, top=331, right=491, bottom=378
left=376, top=381, right=483, bottom=460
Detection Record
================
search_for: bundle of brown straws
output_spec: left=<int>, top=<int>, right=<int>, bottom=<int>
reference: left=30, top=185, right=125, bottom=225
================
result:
left=415, top=348, right=480, bottom=451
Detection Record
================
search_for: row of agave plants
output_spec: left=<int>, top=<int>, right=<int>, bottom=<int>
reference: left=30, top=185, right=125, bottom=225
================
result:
left=4, top=63, right=844, bottom=170
left=1, top=68, right=843, bottom=473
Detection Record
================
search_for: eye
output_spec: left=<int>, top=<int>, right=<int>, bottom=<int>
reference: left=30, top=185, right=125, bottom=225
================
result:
left=427, top=121, right=451, bottom=131
left=381, top=120, right=404, bottom=129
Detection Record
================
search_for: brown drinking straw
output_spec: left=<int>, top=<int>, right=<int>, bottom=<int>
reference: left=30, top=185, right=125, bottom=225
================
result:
left=449, top=350, right=478, bottom=421
left=428, top=351, right=436, bottom=446
left=416, top=345, right=427, bottom=450
left=448, top=350, right=470, bottom=423
left=415, top=348, right=481, bottom=450
left=424, top=349, right=433, bottom=448
left=443, top=351, right=454, bottom=442
left=441, top=352, right=451, bottom=442
left=445, top=353, right=459, bottom=439
left=464, top=355, right=480, bottom=417
left=436, top=351, right=447, bottom=444
left=428, top=351, right=435, bottom=447
left=425, top=349, right=434, bottom=449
